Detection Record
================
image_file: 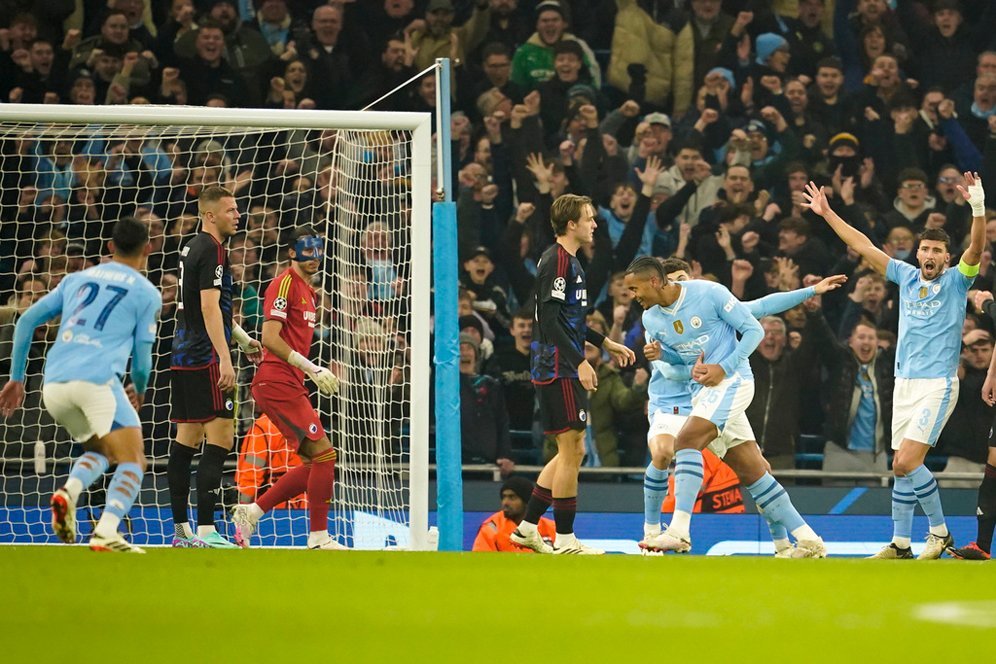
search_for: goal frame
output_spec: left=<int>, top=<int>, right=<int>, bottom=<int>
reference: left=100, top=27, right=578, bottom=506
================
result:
left=0, top=103, right=433, bottom=551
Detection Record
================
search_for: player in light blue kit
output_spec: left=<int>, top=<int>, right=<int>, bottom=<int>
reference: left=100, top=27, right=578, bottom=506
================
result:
left=640, top=257, right=845, bottom=556
left=0, top=217, right=161, bottom=553
left=625, top=256, right=827, bottom=556
left=803, top=174, right=987, bottom=559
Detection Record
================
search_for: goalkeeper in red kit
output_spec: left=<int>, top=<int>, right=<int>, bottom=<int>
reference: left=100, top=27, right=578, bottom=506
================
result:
left=231, top=226, right=345, bottom=550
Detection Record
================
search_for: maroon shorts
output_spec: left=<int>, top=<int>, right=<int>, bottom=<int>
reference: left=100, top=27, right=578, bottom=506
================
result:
left=251, top=380, right=324, bottom=446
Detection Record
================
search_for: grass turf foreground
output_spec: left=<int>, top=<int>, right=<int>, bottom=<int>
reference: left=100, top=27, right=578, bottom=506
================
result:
left=1, top=547, right=993, bottom=662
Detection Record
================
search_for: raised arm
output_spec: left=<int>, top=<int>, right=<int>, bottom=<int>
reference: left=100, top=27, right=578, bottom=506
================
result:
left=746, top=275, right=847, bottom=318
left=801, top=181, right=889, bottom=276
left=956, top=172, right=986, bottom=268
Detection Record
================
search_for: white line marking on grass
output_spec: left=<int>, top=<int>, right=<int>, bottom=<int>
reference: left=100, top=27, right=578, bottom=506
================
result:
left=913, top=601, right=996, bottom=628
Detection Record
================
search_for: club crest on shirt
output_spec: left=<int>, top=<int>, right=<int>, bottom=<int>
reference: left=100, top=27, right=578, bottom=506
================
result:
left=932, top=284, right=941, bottom=295
left=673, top=320, right=684, bottom=334
left=309, top=423, right=319, bottom=434
left=690, top=316, right=702, bottom=329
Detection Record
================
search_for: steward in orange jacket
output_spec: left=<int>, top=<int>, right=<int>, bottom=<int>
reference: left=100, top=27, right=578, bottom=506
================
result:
left=236, top=413, right=308, bottom=509
left=472, top=476, right=556, bottom=552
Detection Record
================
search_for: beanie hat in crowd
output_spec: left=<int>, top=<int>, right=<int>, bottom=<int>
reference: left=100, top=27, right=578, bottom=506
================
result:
left=501, top=476, right=534, bottom=503
left=459, top=332, right=480, bottom=358
left=828, top=132, right=860, bottom=153
left=755, top=33, right=789, bottom=65
left=458, top=314, right=485, bottom=339
left=707, top=67, right=736, bottom=91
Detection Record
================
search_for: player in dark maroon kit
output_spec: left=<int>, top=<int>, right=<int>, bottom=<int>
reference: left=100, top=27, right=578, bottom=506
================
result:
left=231, top=226, right=345, bottom=550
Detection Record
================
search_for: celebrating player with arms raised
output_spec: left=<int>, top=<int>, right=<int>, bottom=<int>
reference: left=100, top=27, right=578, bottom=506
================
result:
left=231, top=226, right=344, bottom=550
left=510, top=194, right=635, bottom=555
left=625, top=257, right=826, bottom=557
left=803, top=173, right=987, bottom=559
left=168, top=185, right=262, bottom=549
left=0, top=217, right=161, bottom=553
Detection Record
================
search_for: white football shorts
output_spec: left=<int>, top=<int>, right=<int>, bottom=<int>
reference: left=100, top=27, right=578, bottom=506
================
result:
left=691, top=372, right=755, bottom=459
left=891, top=376, right=958, bottom=449
left=42, top=379, right=139, bottom=443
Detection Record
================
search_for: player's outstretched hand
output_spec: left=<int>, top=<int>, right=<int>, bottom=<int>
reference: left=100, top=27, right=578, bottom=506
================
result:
left=814, top=274, right=847, bottom=294
left=643, top=340, right=662, bottom=361
left=310, top=367, right=340, bottom=396
left=0, top=380, right=25, bottom=417
left=604, top=338, right=636, bottom=367
left=801, top=181, right=829, bottom=216
left=578, top=359, right=598, bottom=391
left=956, top=171, right=985, bottom=215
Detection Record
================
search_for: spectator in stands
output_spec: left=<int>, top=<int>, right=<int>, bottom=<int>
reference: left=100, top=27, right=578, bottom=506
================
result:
left=472, top=476, right=555, bottom=551
left=473, top=0, right=532, bottom=66
left=686, top=0, right=735, bottom=90
left=350, top=32, right=416, bottom=111
left=70, top=10, right=152, bottom=88
left=777, top=216, right=831, bottom=279
left=536, top=40, right=594, bottom=145
left=459, top=332, right=514, bottom=476
left=883, top=167, right=935, bottom=231
left=10, top=38, right=68, bottom=104
left=784, top=0, right=835, bottom=80
left=899, top=0, right=992, bottom=96
left=174, top=19, right=246, bottom=105
left=485, top=308, right=535, bottom=435
left=472, top=41, right=523, bottom=108
left=174, top=0, right=272, bottom=105
left=809, top=303, right=894, bottom=480
left=154, top=0, right=198, bottom=57
left=410, top=0, right=491, bottom=74
left=460, top=245, right=510, bottom=334
left=936, top=329, right=995, bottom=486
left=607, top=0, right=693, bottom=116
left=298, top=3, right=370, bottom=110
left=655, top=139, right=721, bottom=226
left=253, top=0, right=294, bottom=58
left=510, top=0, right=599, bottom=91
left=746, top=313, right=821, bottom=470
left=808, top=56, right=848, bottom=137
left=236, top=412, right=307, bottom=509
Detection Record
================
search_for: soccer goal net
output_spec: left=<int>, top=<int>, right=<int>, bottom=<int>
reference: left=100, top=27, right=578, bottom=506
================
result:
left=0, top=104, right=431, bottom=550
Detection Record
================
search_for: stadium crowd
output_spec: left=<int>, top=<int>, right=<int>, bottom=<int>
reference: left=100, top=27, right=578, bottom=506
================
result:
left=1, top=0, right=996, bottom=489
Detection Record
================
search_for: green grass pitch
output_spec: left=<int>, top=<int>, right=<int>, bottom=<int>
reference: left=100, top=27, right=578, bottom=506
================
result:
left=2, top=547, right=993, bottom=662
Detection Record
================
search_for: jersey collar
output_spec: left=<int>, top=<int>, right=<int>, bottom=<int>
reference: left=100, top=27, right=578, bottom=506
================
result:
left=659, top=282, right=687, bottom=316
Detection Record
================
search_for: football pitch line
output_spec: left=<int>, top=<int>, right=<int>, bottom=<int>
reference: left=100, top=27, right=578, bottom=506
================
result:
left=2, top=548, right=992, bottom=662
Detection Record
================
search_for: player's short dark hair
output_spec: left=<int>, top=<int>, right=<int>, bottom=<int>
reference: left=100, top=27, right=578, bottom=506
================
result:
left=626, top=255, right=667, bottom=282
left=111, top=216, right=149, bottom=256
left=779, top=216, right=811, bottom=238
left=660, top=257, right=691, bottom=275
left=550, top=193, right=592, bottom=236
left=198, top=185, right=234, bottom=214
left=920, top=228, right=951, bottom=249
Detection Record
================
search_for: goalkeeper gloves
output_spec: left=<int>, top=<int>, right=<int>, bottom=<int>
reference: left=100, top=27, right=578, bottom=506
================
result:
left=288, top=351, right=340, bottom=395
left=967, top=177, right=986, bottom=217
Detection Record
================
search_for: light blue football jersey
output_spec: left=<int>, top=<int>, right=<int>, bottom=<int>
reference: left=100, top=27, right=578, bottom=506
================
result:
left=644, top=285, right=814, bottom=417
left=38, top=263, right=161, bottom=385
left=643, top=280, right=763, bottom=378
left=886, top=258, right=974, bottom=379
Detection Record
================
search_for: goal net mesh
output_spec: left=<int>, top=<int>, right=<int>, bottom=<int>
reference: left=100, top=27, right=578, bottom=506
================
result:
left=0, top=117, right=417, bottom=549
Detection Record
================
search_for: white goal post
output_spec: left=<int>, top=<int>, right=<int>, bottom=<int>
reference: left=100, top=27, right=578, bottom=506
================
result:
left=0, top=103, right=431, bottom=550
